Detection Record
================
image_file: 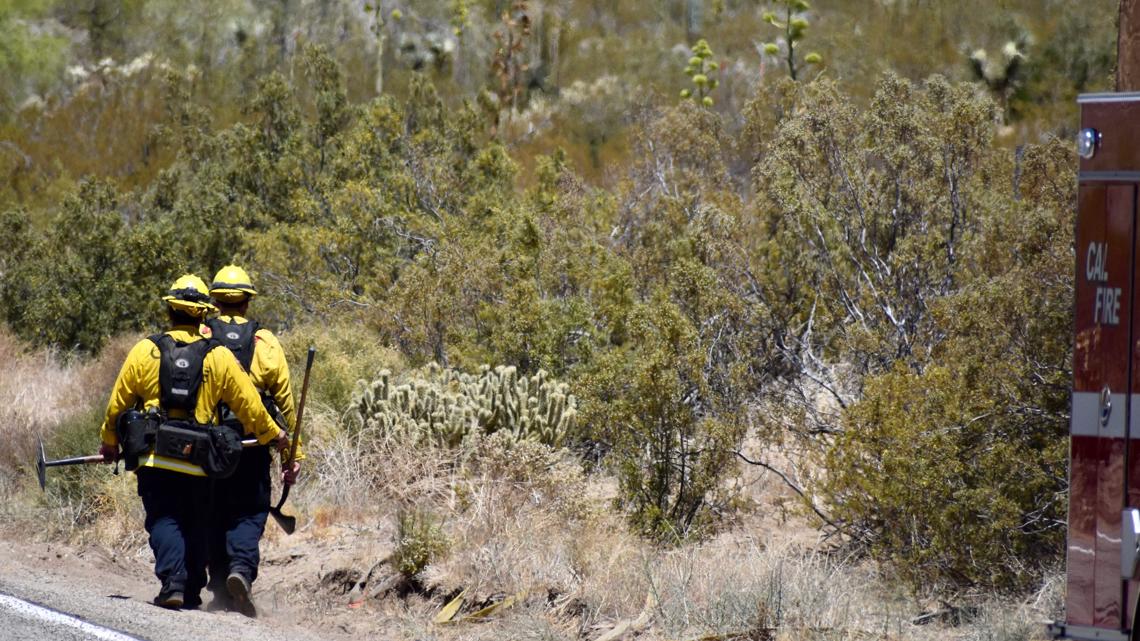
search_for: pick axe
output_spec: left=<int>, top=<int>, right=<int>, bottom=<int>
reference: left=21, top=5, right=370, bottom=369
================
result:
left=35, top=438, right=107, bottom=491
left=36, top=435, right=298, bottom=491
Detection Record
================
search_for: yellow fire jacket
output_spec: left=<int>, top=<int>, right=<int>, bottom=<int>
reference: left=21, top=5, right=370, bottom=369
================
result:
left=98, top=325, right=286, bottom=476
left=208, top=314, right=305, bottom=461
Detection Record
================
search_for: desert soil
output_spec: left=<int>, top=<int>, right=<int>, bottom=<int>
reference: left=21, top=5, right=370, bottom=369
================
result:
left=0, top=523, right=402, bottom=641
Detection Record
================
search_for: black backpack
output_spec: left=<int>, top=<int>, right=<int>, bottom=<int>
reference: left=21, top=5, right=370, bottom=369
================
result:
left=206, top=317, right=260, bottom=371
left=145, top=334, right=243, bottom=479
left=152, top=333, right=218, bottom=412
left=204, top=317, right=284, bottom=430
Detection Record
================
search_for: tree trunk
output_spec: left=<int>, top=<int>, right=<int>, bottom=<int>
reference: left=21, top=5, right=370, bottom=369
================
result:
left=1120, top=0, right=1140, bottom=90
left=273, top=0, right=290, bottom=64
left=685, top=0, right=701, bottom=43
left=374, top=31, right=385, bottom=95
left=372, top=6, right=386, bottom=96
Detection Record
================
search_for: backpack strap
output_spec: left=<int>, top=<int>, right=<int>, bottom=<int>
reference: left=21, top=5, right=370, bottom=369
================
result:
left=149, top=334, right=221, bottom=414
left=205, top=318, right=260, bottom=371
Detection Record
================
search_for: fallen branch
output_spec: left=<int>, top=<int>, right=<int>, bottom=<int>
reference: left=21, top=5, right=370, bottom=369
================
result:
left=595, top=592, right=656, bottom=641
left=731, top=450, right=840, bottom=533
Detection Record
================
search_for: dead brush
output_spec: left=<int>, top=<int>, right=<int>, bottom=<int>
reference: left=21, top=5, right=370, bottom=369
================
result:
left=646, top=538, right=877, bottom=639
left=299, top=422, right=643, bottom=622
left=640, top=538, right=1062, bottom=641
left=378, top=434, right=651, bottom=630
left=0, top=330, right=83, bottom=471
left=0, top=330, right=141, bottom=550
left=0, top=330, right=134, bottom=472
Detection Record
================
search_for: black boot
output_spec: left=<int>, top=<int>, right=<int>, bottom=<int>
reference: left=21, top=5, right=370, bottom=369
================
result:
left=226, top=571, right=257, bottom=618
left=153, top=585, right=184, bottom=609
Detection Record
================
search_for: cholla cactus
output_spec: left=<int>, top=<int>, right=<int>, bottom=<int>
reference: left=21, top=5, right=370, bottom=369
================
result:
left=968, top=41, right=1025, bottom=92
left=966, top=37, right=1026, bottom=124
left=351, top=364, right=577, bottom=448
left=760, top=0, right=823, bottom=81
left=680, top=39, right=719, bottom=108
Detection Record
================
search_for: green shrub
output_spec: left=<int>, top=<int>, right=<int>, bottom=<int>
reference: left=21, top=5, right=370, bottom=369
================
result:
left=1, top=181, right=180, bottom=352
left=393, top=509, right=449, bottom=579
left=793, top=93, right=1074, bottom=592
left=0, top=0, right=68, bottom=118
left=280, top=321, right=404, bottom=413
left=580, top=296, right=744, bottom=541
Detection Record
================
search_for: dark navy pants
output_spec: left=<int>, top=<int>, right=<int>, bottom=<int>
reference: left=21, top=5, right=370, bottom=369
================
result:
left=208, top=444, right=271, bottom=586
left=136, top=468, right=210, bottom=599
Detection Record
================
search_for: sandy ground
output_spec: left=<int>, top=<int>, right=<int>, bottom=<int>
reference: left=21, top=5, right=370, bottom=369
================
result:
left=0, top=538, right=342, bottom=641
left=0, top=533, right=376, bottom=638
left=0, top=519, right=414, bottom=641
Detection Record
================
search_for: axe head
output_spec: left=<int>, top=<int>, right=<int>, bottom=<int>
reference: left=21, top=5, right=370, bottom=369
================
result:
left=270, top=508, right=297, bottom=535
left=36, top=438, right=47, bottom=491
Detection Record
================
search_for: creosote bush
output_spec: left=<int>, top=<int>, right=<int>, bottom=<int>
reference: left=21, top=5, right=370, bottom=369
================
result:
left=750, top=74, right=1072, bottom=592
left=580, top=298, right=746, bottom=542
left=281, top=320, right=405, bottom=413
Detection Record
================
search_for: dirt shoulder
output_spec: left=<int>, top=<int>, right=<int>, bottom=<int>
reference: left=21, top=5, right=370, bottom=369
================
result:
left=0, top=531, right=364, bottom=641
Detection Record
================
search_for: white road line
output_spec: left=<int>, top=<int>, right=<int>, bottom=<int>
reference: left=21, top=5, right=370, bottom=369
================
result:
left=0, top=593, right=143, bottom=641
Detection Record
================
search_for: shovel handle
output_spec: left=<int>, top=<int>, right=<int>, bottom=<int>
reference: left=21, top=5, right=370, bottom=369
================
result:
left=268, top=346, right=315, bottom=535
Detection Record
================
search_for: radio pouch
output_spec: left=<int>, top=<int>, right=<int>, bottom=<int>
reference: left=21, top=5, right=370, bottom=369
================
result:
left=155, top=421, right=208, bottom=462
left=200, top=424, right=243, bottom=479
left=116, top=410, right=160, bottom=471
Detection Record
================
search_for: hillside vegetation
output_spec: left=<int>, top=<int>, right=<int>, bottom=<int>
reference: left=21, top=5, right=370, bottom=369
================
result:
left=0, top=0, right=1112, bottom=633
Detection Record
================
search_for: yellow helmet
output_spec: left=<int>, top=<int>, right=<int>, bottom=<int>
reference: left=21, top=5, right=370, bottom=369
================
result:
left=163, top=274, right=217, bottom=317
left=209, top=265, right=258, bottom=303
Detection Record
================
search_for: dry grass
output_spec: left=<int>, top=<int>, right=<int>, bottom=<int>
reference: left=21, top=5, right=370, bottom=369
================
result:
left=0, top=329, right=83, bottom=470
left=288, top=424, right=1059, bottom=641
left=0, top=329, right=140, bottom=542
left=0, top=328, right=133, bottom=471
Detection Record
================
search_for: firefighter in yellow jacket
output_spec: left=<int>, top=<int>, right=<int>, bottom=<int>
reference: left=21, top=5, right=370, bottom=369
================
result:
left=98, top=275, right=288, bottom=610
left=204, top=264, right=304, bottom=617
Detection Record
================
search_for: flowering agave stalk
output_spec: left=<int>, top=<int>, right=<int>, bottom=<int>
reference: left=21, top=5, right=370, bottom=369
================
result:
left=761, top=0, right=823, bottom=81
left=680, top=38, right=719, bottom=108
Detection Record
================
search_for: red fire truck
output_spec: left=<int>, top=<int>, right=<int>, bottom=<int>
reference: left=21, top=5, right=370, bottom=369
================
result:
left=1049, top=92, right=1140, bottom=641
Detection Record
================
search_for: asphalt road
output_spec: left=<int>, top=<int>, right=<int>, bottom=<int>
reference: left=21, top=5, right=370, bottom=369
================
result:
left=0, top=542, right=341, bottom=641
left=0, top=594, right=141, bottom=641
